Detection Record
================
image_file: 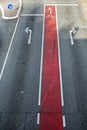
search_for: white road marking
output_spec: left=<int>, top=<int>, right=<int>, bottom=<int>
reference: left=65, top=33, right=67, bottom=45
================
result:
left=28, top=30, right=32, bottom=44
left=69, top=30, right=74, bottom=45
left=69, top=27, right=77, bottom=45
left=25, top=27, right=30, bottom=34
left=23, top=2, right=78, bottom=6
left=38, top=6, right=45, bottom=106
left=25, top=27, right=32, bottom=44
left=56, top=6, right=64, bottom=106
left=37, top=113, right=40, bottom=124
left=21, top=14, right=44, bottom=16
left=48, top=7, right=52, bottom=15
left=62, top=115, right=66, bottom=127
left=0, top=18, right=20, bottom=80
left=45, top=3, right=78, bottom=6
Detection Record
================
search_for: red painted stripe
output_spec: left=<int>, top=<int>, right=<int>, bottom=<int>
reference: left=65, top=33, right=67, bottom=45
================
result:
left=40, top=6, right=63, bottom=130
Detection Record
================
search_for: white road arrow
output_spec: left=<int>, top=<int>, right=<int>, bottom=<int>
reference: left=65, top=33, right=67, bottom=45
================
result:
left=48, top=7, right=52, bottom=16
left=69, top=30, right=74, bottom=45
left=25, top=27, right=32, bottom=44
left=69, top=27, right=77, bottom=45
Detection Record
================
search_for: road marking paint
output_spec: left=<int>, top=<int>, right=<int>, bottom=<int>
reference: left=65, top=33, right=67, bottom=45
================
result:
left=69, top=27, right=77, bottom=45
left=48, top=7, right=52, bottom=15
left=62, top=115, right=66, bottom=127
left=37, top=113, right=40, bottom=124
left=25, top=27, right=30, bottom=34
left=69, top=30, right=74, bottom=45
left=0, top=18, right=20, bottom=80
left=21, top=14, right=44, bottom=16
left=40, top=5, right=63, bottom=130
left=25, top=26, right=32, bottom=44
left=23, top=2, right=78, bottom=6
left=28, top=30, right=32, bottom=44
left=38, top=6, right=45, bottom=106
left=56, top=6, right=64, bottom=106
left=45, top=3, right=78, bottom=6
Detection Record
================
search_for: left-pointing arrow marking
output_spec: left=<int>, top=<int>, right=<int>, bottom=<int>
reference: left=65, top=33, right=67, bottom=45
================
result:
left=25, top=27, right=32, bottom=44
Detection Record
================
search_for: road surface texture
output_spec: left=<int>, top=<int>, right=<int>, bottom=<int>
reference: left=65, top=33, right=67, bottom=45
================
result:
left=0, top=0, right=87, bottom=130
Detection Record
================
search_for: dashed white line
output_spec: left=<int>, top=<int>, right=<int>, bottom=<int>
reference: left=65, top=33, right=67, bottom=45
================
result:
left=37, top=113, right=40, bottom=124
left=56, top=6, right=64, bottom=106
left=62, top=115, right=66, bottom=127
left=0, top=17, right=20, bottom=80
left=38, top=6, right=45, bottom=106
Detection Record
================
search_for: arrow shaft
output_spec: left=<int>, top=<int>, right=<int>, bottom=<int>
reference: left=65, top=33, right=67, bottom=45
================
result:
left=28, top=30, right=32, bottom=44
left=70, top=31, right=74, bottom=45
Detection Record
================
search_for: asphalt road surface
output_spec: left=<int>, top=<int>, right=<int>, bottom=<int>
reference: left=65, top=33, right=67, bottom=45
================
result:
left=0, top=0, right=87, bottom=130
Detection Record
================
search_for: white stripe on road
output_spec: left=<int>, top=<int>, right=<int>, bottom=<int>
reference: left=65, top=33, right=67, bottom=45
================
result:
left=21, top=14, right=44, bottom=16
left=62, top=115, right=66, bottom=127
left=45, top=3, right=78, bottom=6
left=23, top=2, right=78, bottom=6
left=56, top=6, right=64, bottom=106
left=38, top=6, right=45, bottom=106
left=37, top=113, right=40, bottom=124
left=0, top=18, right=20, bottom=80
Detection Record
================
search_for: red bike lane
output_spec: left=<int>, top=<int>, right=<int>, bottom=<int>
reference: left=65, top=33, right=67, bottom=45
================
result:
left=40, top=6, right=63, bottom=130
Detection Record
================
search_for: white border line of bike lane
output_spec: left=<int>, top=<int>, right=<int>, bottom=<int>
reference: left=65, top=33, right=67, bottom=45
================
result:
left=38, top=6, right=45, bottom=106
left=56, top=5, right=66, bottom=128
left=56, top=5, right=64, bottom=107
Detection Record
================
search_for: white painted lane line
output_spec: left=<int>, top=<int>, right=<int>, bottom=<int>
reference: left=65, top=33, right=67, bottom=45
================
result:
left=37, top=113, right=40, bottom=124
left=23, top=2, right=78, bottom=5
left=21, top=14, right=44, bottom=16
left=45, top=4, right=78, bottom=6
left=0, top=18, right=20, bottom=80
left=56, top=6, right=64, bottom=106
left=62, top=115, right=66, bottom=127
left=38, top=5, right=45, bottom=106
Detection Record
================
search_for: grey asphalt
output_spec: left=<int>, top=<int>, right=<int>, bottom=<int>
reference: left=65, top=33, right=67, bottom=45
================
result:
left=0, top=1, right=87, bottom=130
left=57, top=5, right=87, bottom=130
left=0, top=19, right=17, bottom=71
left=0, top=6, right=43, bottom=129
